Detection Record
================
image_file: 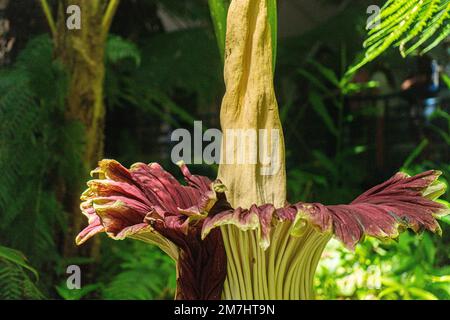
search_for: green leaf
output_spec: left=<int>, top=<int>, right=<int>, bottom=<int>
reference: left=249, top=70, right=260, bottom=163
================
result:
left=408, top=287, right=439, bottom=300
left=308, top=60, right=340, bottom=87
left=308, top=91, right=338, bottom=137
left=439, top=211, right=450, bottom=225
left=442, top=74, right=450, bottom=89
left=312, top=150, right=339, bottom=179
left=208, top=0, right=229, bottom=62
left=56, top=283, right=101, bottom=300
left=297, top=69, right=329, bottom=94
left=430, top=126, right=450, bottom=144
left=431, top=275, right=450, bottom=283
left=401, top=138, right=429, bottom=169
left=378, top=286, right=400, bottom=299
left=106, top=35, right=141, bottom=66
left=421, top=234, right=436, bottom=264
left=0, top=246, right=38, bottom=281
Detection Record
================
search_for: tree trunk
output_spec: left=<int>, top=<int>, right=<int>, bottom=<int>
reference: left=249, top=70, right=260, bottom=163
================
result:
left=52, top=0, right=118, bottom=259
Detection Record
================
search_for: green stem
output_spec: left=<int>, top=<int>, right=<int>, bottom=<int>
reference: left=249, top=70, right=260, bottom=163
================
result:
left=102, top=0, right=120, bottom=37
left=240, top=230, right=253, bottom=299
left=39, top=0, right=57, bottom=37
left=284, top=228, right=311, bottom=298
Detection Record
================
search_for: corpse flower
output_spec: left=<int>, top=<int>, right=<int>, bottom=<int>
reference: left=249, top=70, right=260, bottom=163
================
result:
left=77, top=0, right=449, bottom=300
left=77, top=160, right=448, bottom=299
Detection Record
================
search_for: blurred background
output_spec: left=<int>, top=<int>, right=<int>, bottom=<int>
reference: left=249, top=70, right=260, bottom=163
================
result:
left=0, top=0, right=449, bottom=300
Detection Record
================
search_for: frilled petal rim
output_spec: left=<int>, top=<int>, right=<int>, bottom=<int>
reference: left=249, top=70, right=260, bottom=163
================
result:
left=202, top=170, right=449, bottom=250
left=76, top=160, right=228, bottom=245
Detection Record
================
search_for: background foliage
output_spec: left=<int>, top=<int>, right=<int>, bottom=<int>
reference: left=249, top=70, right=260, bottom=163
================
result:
left=0, top=0, right=448, bottom=300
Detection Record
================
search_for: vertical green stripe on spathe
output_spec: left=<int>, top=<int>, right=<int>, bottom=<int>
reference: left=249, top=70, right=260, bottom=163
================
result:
left=208, top=0, right=277, bottom=73
left=267, top=0, right=277, bottom=73
left=208, top=0, right=229, bottom=62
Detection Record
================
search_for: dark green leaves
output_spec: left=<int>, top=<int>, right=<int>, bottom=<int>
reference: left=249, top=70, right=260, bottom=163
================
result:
left=308, top=91, right=338, bottom=137
left=106, top=35, right=141, bottom=67
left=0, top=246, right=43, bottom=299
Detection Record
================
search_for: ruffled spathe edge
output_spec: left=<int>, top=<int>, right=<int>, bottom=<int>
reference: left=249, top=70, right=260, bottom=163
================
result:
left=202, top=170, right=449, bottom=250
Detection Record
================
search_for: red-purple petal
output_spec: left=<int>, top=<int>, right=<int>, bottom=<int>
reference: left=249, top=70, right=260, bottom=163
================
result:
left=77, top=159, right=227, bottom=300
left=284, top=170, right=448, bottom=249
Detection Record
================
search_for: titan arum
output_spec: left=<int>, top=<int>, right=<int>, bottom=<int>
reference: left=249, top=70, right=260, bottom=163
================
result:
left=77, top=0, right=449, bottom=300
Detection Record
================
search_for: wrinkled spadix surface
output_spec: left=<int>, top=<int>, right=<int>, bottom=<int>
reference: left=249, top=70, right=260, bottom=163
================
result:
left=218, top=0, right=286, bottom=209
left=76, top=160, right=228, bottom=300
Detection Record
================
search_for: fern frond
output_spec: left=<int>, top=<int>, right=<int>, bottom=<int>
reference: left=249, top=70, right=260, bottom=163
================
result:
left=101, top=242, right=175, bottom=300
left=0, top=246, right=44, bottom=299
left=0, top=34, right=70, bottom=271
left=0, top=261, right=23, bottom=299
left=365, top=1, right=423, bottom=59
left=403, top=1, right=450, bottom=55
left=398, top=0, right=440, bottom=49
left=348, top=0, right=450, bottom=74
left=365, top=0, right=418, bottom=47
left=420, top=22, right=450, bottom=52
